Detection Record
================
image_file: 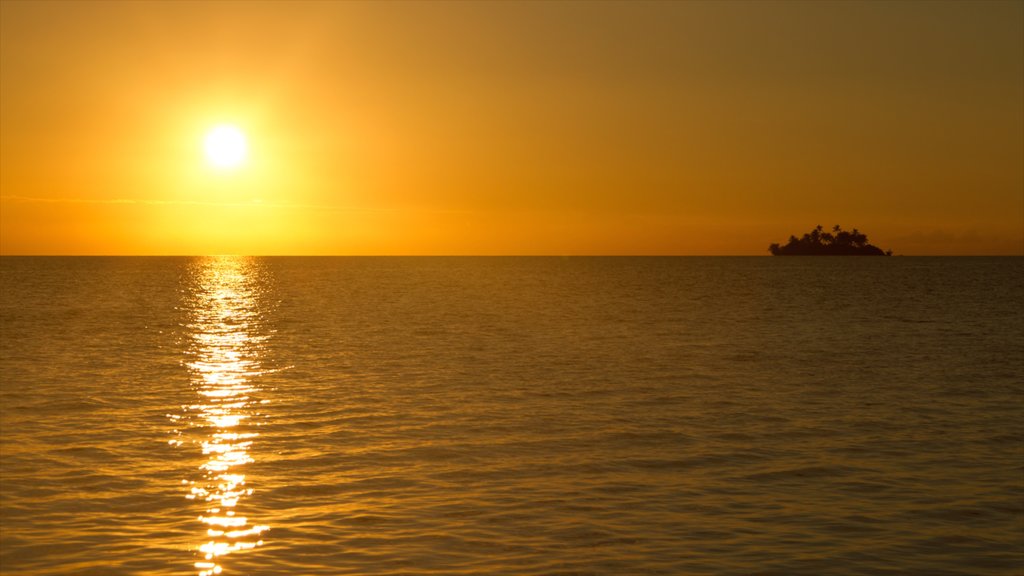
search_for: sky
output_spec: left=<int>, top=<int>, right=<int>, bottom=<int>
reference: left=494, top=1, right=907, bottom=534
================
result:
left=1, top=0, right=1021, bottom=255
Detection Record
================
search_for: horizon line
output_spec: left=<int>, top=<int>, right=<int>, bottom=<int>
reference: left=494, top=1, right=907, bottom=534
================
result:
left=1, top=254, right=1021, bottom=258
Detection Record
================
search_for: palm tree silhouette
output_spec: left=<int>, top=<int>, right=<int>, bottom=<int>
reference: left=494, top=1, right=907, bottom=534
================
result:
left=768, top=225, right=890, bottom=255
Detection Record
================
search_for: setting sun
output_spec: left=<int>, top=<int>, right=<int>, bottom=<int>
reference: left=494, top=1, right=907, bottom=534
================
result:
left=204, top=125, right=248, bottom=169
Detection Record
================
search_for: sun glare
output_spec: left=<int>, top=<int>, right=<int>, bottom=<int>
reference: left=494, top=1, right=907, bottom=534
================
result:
left=204, top=125, right=248, bottom=169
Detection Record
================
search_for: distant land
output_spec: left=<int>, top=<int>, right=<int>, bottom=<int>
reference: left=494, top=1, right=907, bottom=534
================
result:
left=770, top=225, right=891, bottom=256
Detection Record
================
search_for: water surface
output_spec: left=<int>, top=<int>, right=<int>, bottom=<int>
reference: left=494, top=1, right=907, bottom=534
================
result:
left=1, top=257, right=1022, bottom=575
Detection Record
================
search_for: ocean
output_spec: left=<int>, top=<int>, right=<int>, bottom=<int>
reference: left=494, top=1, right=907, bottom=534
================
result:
left=1, top=256, right=1021, bottom=575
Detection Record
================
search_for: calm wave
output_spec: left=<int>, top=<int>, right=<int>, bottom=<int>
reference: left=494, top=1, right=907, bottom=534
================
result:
left=1, top=257, right=1022, bottom=575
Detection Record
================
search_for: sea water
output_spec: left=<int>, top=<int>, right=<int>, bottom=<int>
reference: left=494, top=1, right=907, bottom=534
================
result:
left=1, top=256, right=1021, bottom=575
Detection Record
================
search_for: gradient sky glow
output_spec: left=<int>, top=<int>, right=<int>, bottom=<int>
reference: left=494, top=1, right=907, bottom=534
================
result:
left=1, top=0, right=1021, bottom=255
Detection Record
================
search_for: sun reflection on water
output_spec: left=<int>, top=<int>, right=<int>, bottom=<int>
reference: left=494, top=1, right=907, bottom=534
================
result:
left=171, top=256, right=272, bottom=576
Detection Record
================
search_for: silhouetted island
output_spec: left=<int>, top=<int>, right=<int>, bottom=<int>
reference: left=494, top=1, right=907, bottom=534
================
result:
left=769, top=225, right=892, bottom=256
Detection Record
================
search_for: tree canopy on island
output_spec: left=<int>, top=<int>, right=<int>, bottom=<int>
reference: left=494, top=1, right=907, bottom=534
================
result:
left=769, top=225, right=892, bottom=256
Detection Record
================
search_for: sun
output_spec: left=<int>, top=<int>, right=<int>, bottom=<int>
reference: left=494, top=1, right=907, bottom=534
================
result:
left=203, top=125, right=248, bottom=169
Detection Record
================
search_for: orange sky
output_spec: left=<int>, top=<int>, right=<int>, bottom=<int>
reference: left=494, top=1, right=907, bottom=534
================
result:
left=1, top=1, right=1021, bottom=255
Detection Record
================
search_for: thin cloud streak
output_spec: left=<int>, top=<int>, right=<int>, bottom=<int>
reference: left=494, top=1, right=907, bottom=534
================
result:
left=0, top=195, right=466, bottom=214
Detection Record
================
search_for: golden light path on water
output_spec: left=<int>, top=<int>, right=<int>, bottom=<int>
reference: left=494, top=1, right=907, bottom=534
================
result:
left=170, top=256, right=272, bottom=576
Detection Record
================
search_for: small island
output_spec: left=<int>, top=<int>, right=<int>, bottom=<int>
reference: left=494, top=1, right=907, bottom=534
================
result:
left=769, top=225, right=892, bottom=256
